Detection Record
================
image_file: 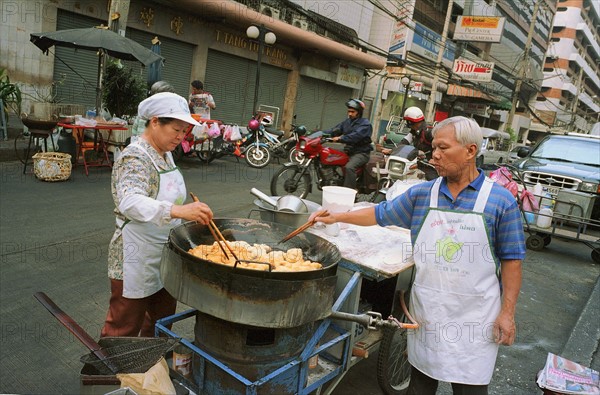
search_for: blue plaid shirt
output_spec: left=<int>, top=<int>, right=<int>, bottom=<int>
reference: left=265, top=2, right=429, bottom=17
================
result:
left=375, top=171, right=526, bottom=262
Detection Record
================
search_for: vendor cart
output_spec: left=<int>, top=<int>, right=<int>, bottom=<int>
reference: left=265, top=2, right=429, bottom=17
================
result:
left=156, top=215, right=416, bottom=394
left=505, top=166, right=600, bottom=263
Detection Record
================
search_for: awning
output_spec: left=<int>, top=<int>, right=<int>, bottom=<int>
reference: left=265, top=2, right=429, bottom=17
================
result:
left=446, top=83, right=500, bottom=103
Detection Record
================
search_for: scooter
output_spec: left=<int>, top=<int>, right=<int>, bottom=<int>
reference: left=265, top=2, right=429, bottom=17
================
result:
left=377, top=143, right=429, bottom=201
left=270, top=130, right=384, bottom=201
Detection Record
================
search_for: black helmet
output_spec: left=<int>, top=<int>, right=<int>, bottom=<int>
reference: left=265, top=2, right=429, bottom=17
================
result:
left=295, top=125, right=307, bottom=136
left=346, top=99, right=365, bottom=112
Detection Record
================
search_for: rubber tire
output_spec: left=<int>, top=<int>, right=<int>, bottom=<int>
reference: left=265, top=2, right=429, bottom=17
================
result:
left=543, top=235, right=552, bottom=246
left=270, top=165, right=311, bottom=199
left=195, top=140, right=215, bottom=164
left=592, top=249, right=600, bottom=264
left=377, top=291, right=411, bottom=395
left=288, top=147, right=306, bottom=164
left=526, top=234, right=545, bottom=251
left=245, top=145, right=271, bottom=168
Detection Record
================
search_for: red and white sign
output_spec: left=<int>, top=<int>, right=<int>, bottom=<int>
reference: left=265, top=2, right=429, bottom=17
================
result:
left=452, top=58, right=494, bottom=82
left=412, top=82, right=423, bottom=92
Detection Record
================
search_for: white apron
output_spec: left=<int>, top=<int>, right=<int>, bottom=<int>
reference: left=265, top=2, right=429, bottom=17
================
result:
left=407, top=177, right=501, bottom=384
left=119, top=143, right=185, bottom=299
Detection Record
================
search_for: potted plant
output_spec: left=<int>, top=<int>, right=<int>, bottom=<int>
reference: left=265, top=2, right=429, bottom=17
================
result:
left=0, top=68, right=22, bottom=127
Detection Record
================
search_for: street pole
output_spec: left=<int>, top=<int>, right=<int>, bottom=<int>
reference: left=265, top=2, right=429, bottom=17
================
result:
left=505, top=0, right=541, bottom=135
left=253, top=30, right=265, bottom=116
left=425, top=0, right=454, bottom=123
left=568, top=67, right=584, bottom=132
left=399, top=75, right=412, bottom=118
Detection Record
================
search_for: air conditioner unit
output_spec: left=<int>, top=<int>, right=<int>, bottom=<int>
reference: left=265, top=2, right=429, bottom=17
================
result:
left=292, top=17, right=308, bottom=30
left=260, top=5, right=280, bottom=20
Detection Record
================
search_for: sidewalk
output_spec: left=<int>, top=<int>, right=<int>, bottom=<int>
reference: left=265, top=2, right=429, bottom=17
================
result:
left=1, top=156, right=598, bottom=394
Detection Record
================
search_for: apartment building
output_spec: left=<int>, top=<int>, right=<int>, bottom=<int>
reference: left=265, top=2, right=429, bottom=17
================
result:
left=532, top=0, right=600, bottom=137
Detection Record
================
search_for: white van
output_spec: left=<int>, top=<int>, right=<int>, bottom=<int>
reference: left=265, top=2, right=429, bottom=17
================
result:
left=477, top=127, right=512, bottom=167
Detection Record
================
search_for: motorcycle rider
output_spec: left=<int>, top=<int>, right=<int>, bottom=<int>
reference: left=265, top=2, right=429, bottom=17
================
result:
left=326, top=99, right=373, bottom=189
left=399, top=106, right=438, bottom=180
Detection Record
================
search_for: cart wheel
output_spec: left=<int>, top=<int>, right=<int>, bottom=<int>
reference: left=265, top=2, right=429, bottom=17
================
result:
left=592, top=249, right=600, bottom=264
left=526, top=234, right=545, bottom=251
left=377, top=291, right=411, bottom=395
left=543, top=235, right=551, bottom=246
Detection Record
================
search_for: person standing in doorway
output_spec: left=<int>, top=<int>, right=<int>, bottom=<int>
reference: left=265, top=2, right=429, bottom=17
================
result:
left=189, top=80, right=216, bottom=120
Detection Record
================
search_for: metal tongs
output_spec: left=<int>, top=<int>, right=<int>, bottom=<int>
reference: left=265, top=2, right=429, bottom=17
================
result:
left=279, top=210, right=329, bottom=244
left=190, top=192, right=239, bottom=262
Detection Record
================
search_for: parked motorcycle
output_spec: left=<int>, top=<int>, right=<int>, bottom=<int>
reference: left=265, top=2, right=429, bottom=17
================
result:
left=270, top=130, right=384, bottom=201
left=377, top=143, right=430, bottom=201
left=245, top=116, right=304, bottom=167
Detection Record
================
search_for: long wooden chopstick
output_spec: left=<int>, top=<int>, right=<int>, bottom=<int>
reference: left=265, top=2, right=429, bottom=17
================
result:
left=189, top=192, right=241, bottom=262
left=279, top=210, right=329, bottom=243
left=189, top=192, right=230, bottom=260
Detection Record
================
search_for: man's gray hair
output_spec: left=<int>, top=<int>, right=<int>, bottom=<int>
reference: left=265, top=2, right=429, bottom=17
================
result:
left=432, top=116, right=483, bottom=154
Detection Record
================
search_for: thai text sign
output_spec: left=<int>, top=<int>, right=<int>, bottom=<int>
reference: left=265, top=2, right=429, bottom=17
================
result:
left=453, top=58, right=494, bottom=82
left=454, top=16, right=505, bottom=42
left=335, top=63, right=364, bottom=89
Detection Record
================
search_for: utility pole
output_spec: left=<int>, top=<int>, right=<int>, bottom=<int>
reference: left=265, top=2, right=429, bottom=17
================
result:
left=425, top=0, right=454, bottom=123
left=505, top=0, right=542, bottom=135
left=568, top=66, right=584, bottom=132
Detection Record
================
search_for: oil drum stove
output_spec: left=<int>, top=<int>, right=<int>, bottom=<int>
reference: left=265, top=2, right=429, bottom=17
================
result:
left=158, top=219, right=359, bottom=394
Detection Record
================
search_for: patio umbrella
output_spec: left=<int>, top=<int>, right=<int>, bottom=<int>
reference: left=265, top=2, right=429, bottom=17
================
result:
left=147, top=37, right=163, bottom=87
left=30, top=27, right=164, bottom=112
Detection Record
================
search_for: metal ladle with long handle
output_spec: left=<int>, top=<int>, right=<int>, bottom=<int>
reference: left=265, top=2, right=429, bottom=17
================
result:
left=250, top=188, right=308, bottom=214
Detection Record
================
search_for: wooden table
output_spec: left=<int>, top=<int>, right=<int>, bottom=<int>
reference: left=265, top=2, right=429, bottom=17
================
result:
left=57, top=122, right=128, bottom=175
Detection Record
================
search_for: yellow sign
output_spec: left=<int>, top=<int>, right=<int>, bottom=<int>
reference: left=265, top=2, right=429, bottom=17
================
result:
left=460, top=16, right=500, bottom=28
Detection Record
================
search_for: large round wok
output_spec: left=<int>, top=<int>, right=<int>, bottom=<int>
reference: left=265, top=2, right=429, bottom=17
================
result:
left=160, top=218, right=341, bottom=328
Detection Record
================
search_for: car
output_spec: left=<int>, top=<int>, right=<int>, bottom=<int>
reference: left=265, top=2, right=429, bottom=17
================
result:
left=512, top=133, right=600, bottom=220
left=507, top=146, right=522, bottom=164
left=476, top=128, right=512, bottom=168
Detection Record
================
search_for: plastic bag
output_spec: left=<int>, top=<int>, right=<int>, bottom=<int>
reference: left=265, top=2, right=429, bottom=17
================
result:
left=181, top=139, right=191, bottom=153
left=520, top=189, right=540, bottom=213
left=504, top=180, right=519, bottom=198
left=191, top=124, right=208, bottom=140
left=230, top=125, right=242, bottom=141
left=223, top=125, right=232, bottom=141
left=489, top=166, right=513, bottom=187
left=207, top=123, right=221, bottom=138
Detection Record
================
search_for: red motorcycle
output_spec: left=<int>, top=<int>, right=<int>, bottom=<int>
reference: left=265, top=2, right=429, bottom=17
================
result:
left=270, top=130, right=383, bottom=200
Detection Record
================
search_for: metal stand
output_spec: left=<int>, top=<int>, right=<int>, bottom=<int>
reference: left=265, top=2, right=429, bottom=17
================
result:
left=155, top=273, right=366, bottom=395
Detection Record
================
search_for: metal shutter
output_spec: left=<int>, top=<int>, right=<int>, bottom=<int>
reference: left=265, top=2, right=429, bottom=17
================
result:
left=125, top=29, right=194, bottom=97
left=295, top=76, right=350, bottom=131
left=205, top=50, right=288, bottom=125
left=54, top=10, right=104, bottom=108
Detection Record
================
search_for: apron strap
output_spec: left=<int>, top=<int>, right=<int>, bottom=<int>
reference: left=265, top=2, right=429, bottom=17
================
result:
left=429, top=178, right=443, bottom=208
left=473, top=177, right=494, bottom=213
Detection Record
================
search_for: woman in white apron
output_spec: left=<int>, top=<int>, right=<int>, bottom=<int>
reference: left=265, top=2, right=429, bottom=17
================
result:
left=309, top=116, right=525, bottom=394
left=102, top=92, right=213, bottom=337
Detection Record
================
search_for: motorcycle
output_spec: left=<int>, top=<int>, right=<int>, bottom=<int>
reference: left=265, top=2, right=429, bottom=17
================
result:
left=270, top=130, right=385, bottom=201
left=244, top=117, right=304, bottom=168
left=376, top=143, right=430, bottom=201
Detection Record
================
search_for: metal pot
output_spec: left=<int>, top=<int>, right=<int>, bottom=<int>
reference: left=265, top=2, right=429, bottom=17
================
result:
left=160, top=218, right=341, bottom=328
left=250, top=188, right=308, bottom=214
left=251, top=197, right=321, bottom=228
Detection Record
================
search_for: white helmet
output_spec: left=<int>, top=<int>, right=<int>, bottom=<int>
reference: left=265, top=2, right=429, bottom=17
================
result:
left=403, top=107, right=425, bottom=123
left=261, top=115, right=273, bottom=126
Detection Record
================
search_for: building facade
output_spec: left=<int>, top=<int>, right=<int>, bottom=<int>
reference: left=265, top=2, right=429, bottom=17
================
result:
left=532, top=0, right=600, bottom=137
left=0, top=0, right=386, bottom=131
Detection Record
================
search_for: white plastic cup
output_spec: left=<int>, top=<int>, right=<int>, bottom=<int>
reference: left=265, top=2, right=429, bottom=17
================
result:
left=324, top=223, right=340, bottom=237
left=322, top=186, right=357, bottom=213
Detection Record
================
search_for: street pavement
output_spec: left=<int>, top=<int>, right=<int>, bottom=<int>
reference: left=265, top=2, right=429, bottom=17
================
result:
left=1, top=155, right=599, bottom=394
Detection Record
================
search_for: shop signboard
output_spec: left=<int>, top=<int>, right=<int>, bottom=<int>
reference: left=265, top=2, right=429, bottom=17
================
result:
left=454, top=16, right=506, bottom=42
left=335, top=63, right=364, bottom=89
left=388, top=0, right=416, bottom=60
left=453, top=58, right=494, bottom=82
left=407, top=22, right=455, bottom=69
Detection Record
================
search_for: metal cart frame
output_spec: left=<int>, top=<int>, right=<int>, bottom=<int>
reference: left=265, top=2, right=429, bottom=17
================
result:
left=505, top=165, right=600, bottom=263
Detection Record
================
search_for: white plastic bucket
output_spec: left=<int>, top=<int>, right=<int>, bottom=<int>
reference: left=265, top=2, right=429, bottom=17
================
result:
left=322, top=186, right=357, bottom=213
left=536, top=208, right=553, bottom=228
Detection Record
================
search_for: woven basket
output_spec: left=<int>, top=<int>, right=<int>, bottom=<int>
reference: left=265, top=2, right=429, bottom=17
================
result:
left=32, top=152, right=72, bottom=182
